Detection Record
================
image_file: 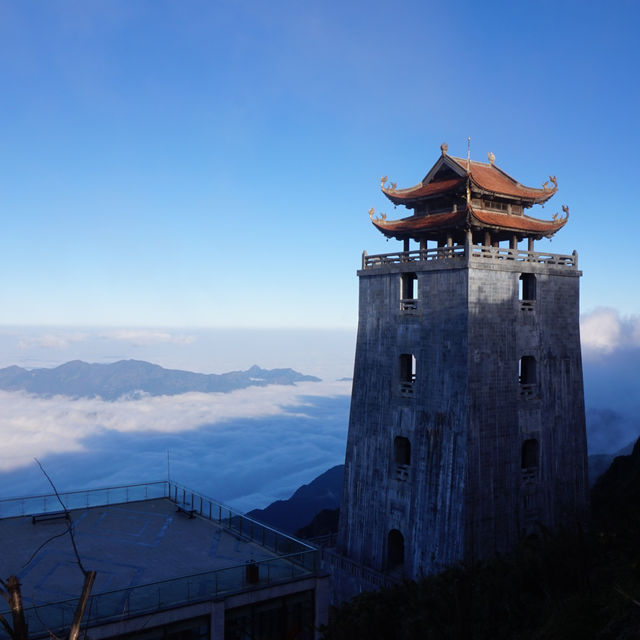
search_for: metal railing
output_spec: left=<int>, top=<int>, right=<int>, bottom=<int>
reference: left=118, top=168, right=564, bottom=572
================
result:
left=362, top=245, right=577, bottom=270
left=320, top=547, right=399, bottom=590
left=0, top=481, right=169, bottom=519
left=0, top=482, right=317, bottom=638
left=11, top=550, right=317, bottom=638
left=166, top=482, right=315, bottom=558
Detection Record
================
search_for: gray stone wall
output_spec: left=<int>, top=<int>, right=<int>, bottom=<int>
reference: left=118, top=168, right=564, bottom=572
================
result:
left=338, top=253, right=588, bottom=580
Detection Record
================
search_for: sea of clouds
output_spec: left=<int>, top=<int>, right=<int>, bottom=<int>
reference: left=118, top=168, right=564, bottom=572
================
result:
left=0, top=315, right=637, bottom=512
left=581, top=308, right=640, bottom=454
left=0, top=380, right=351, bottom=512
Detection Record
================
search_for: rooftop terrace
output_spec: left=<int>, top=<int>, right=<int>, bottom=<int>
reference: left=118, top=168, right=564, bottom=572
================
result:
left=0, top=482, right=317, bottom=638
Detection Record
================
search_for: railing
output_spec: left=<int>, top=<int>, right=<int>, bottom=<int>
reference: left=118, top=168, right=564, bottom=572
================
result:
left=0, top=482, right=317, bottom=638
left=363, top=245, right=465, bottom=268
left=469, top=246, right=577, bottom=266
left=362, top=245, right=578, bottom=270
left=166, top=482, right=315, bottom=558
left=519, top=383, right=537, bottom=398
left=520, top=300, right=535, bottom=312
left=11, top=551, right=317, bottom=638
left=395, top=464, right=409, bottom=482
left=400, top=298, right=418, bottom=314
left=0, top=481, right=169, bottom=518
left=320, top=547, right=400, bottom=590
left=399, top=381, right=415, bottom=396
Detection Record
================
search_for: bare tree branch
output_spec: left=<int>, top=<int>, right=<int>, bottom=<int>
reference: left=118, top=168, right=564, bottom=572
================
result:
left=21, top=529, right=70, bottom=570
left=0, top=611, right=15, bottom=639
left=6, top=577, right=27, bottom=640
left=0, top=579, right=10, bottom=605
left=68, top=572, right=96, bottom=640
left=30, top=600, right=62, bottom=640
left=33, top=459, right=88, bottom=576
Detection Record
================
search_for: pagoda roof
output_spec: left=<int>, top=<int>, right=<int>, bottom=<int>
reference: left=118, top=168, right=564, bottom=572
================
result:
left=381, top=152, right=557, bottom=206
left=370, top=204, right=568, bottom=241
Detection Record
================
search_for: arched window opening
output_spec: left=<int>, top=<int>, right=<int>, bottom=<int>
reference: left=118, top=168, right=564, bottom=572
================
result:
left=399, top=354, right=416, bottom=396
left=522, top=439, right=539, bottom=470
left=400, top=273, right=418, bottom=313
left=394, top=436, right=411, bottom=481
left=519, top=356, right=537, bottom=398
left=519, top=273, right=536, bottom=310
left=394, top=436, right=411, bottom=465
left=519, top=356, right=536, bottom=384
left=387, top=529, right=404, bottom=568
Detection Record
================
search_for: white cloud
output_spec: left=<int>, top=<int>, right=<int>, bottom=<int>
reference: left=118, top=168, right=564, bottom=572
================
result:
left=99, top=330, right=196, bottom=346
left=581, top=308, right=640, bottom=353
left=18, top=332, right=89, bottom=350
left=0, top=380, right=351, bottom=472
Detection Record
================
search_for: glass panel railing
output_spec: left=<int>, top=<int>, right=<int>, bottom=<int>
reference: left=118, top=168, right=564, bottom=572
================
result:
left=1, top=551, right=318, bottom=638
left=0, top=482, right=169, bottom=519
left=0, top=482, right=318, bottom=638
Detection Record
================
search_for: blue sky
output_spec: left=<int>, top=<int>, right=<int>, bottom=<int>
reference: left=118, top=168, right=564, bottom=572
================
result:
left=1, top=1, right=639, bottom=328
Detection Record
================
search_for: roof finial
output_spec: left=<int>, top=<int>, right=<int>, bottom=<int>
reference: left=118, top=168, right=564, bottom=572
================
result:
left=466, top=137, right=471, bottom=173
left=440, top=142, right=448, bottom=156
left=488, top=151, right=495, bottom=165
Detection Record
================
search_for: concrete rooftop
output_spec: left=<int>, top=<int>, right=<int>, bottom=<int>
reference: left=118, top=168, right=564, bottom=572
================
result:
left=0, top=492, right=316, bottom=635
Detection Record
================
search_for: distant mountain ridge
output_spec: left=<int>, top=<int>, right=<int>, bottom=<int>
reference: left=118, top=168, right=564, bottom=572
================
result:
left=0, top=360, right=320, bottom=400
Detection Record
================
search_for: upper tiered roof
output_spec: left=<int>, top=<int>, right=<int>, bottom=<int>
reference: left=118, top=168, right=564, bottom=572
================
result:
left=370, top=144, right=568, bottom=243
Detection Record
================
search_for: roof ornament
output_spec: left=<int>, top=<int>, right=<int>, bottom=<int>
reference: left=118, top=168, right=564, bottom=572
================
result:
left=368, top=207, right=387, bottom=223
left=542, top=175, right=558, bottom=190
left=380, top=176, right=397, bottom=192
left=553, top=205, right=569, bottom=222
left=440, top=142, right=448, bottom=156
left=488, top=151, right=496, bottom=165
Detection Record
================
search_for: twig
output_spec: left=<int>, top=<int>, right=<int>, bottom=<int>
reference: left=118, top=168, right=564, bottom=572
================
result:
left=0, top=611, right=15, bottom=639
left=33, top=459, right=88, bottom=576
left=30, top=601, right=62, bottom=640
left=22, top=529, right=70, bottom=570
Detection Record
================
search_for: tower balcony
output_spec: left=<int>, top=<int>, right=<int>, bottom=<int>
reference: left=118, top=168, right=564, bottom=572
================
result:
left=362, top=244, right=578, bottom=271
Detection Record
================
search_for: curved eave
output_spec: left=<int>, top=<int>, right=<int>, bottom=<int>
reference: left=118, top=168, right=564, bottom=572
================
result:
left=449, top=156, right=557, bottom=204
left=381, top=177, right=465, bottom=205
left=371, top=209, right=466, bottom=239
left=469, top=176, right=557, bottom=204
left=469, top=207, right=568, bottom=238
left=371, top=205, right=568, bottom=240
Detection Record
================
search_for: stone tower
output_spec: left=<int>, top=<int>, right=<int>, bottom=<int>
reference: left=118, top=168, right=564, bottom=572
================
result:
left=337, top=145, right=588, bottom=580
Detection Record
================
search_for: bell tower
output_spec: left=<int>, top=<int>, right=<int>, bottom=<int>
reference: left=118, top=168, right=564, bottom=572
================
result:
left=337, top=144, right=588, bottom=579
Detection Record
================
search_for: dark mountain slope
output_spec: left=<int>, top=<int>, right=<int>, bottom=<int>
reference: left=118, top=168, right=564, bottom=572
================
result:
left=247, top=465, right=343, bottom=535
left=0, top=360, right=319, bottom=400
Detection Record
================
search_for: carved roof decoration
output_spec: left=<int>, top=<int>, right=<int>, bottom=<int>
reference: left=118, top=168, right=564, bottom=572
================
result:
left=381, top=152, right=557, bottom=206
left=374, top=146, right=568, bottom=241
left=370, top=204, right=569, bottom=241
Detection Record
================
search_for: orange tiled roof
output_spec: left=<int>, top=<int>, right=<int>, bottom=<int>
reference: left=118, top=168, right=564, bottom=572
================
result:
left=449, top=156, right=556, bottom=203
left=371, top=205, right=567, bottom=239
left=381, top=177, right=465, bottom=204
left=469, top=206, right=567, bottom=234
left=381, top=156, right=557, bottom=205
left=371, top=209, right=465, bottom=236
